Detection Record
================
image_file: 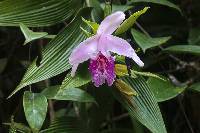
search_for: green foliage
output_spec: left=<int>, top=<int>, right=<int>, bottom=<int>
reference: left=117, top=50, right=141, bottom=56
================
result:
left=40, top=116, right=89, bottom=133
left=42, top=86, right=95, bottom=103
left=85, top=0, right=104, bottom=22
left=101, top=3, right=132, bottom=13
left=115, top=7, right=149, bottom=35
left=131, top=70, right=166, bottom=81
left=8, top=8, right=92, bottom=98
left=188, top=27, right=200, bottom=45
left=112, top=76, right=167, bottom=133
left=131, top=29, right=171, bottom=52
left=147, top=77, right=186, bottom=102
left=0, top=0, right=82, bottom=27
left=128, top=0, right=181, bottom=13
left=164, top=45, right=200, bottom=55
left=189, top=82, right=200, bottom=92
left=20, top=23, right=48, bottom=45
left=1, top=0, right=200, bottom=132
left=23, top=91, right=48, bottom=132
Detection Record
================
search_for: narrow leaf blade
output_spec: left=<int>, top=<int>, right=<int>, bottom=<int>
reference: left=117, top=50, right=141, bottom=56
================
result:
left=164, top=45, right=200, bottom=55
left=115, top=7, right=149, bottom=35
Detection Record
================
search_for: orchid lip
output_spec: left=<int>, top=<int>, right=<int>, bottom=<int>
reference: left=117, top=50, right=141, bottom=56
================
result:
left=69, top=11, right=144, bottom=87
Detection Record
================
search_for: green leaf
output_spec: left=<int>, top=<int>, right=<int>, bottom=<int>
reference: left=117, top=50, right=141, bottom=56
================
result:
left=41, top=85, right=96, bottom=103
left=115, top=79, right=138, bottom=96
left=23, top=91, right=48, bottom=131
left=115, top=64, right=129, bottom=77
left=112, top=5, right=132, bottom=13
left=128, top=0, right=181, bottom=13
left=101, top=3, right=132, bottom=13
left=115, top=7, right=149, bottom=35
left=147, top=77, right=186, bottom=102
left=7, top=117, right=31, bottom=133
left=189, top=82, right=200, bottom=92
left=8, top=8, right=92, bottom=98
left=188, top=27, right=200, bottom=45
left=103, top=1, right=112, bottom=17
left=131, top=70, right=165, bottom=81
left=20, top=23, right=48, bottom=45
left=40, top=116, right=89, bottom=133
left=112, top=76, right=167, bottom=133
left=131, top=29, right=171, bottom=52
left=60, top=68, right=91, bottom=91
left=164, top=45, right=200, bottom=55
left=82, top=17, right=99, bottom=34
left=0, top=0, right=82, bottom=27
left=86, top=0, right=104, bottom=22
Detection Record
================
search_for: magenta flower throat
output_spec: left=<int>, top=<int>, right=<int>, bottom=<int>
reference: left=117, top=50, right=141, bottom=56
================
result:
left=69, top=11, right=144, bottom=87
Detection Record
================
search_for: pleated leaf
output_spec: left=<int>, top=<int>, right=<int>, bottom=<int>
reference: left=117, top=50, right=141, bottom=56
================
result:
left=40, top=116, right=89, bottom=133
left=23, top=91, right=48, bottom=131
left=112, top=76, right=167, bottom=133
left=8, top=8, right=92, bottom=98
left=0, top=0, right=82, bottom=27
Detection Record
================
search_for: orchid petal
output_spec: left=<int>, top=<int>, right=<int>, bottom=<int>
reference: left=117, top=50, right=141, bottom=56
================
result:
left=99, top=34, right=144, bottom=67
left=69, top=35, right=99, bottom=76
left=97, top=11, right=125, bottom=35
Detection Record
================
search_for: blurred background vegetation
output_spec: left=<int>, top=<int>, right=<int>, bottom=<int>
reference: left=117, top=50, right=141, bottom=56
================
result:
left=0, top=0, right=200, bottom=133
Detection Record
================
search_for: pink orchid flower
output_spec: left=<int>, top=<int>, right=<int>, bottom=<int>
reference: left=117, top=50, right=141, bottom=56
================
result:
left=69, top=11, right=144, bottom=87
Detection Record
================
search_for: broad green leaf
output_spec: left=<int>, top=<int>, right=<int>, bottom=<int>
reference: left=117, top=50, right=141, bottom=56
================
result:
left=164, top=45, right=200, bottom=55
left=40, top=116, right=89, bottom=133
left=20, top=23, right=48, bottom=45
left=131, top=70, right=165, bottom=81
left=85, top=0, right=104, bottom=22
left=8, top=8, right=92, bottom=98
left=112, top=76, right=167, bottom=133
left=115, top=7, right=149, bottom=35
left=189, top=82, right=200, bottom=92
left=147, top=77, right=186, bottom=102
left=41, top=85, right=95, bottom=103
left=0, top=58, right=7, bottom=74
left=128, top=0, right=181, bottom=13
left=0, top=0, right=82, bottom=27
left=23, top=91, right=48, bottom=131
left=188, top=27, right=200, bottom=45
left=131, top=29, right=171, bottom=52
